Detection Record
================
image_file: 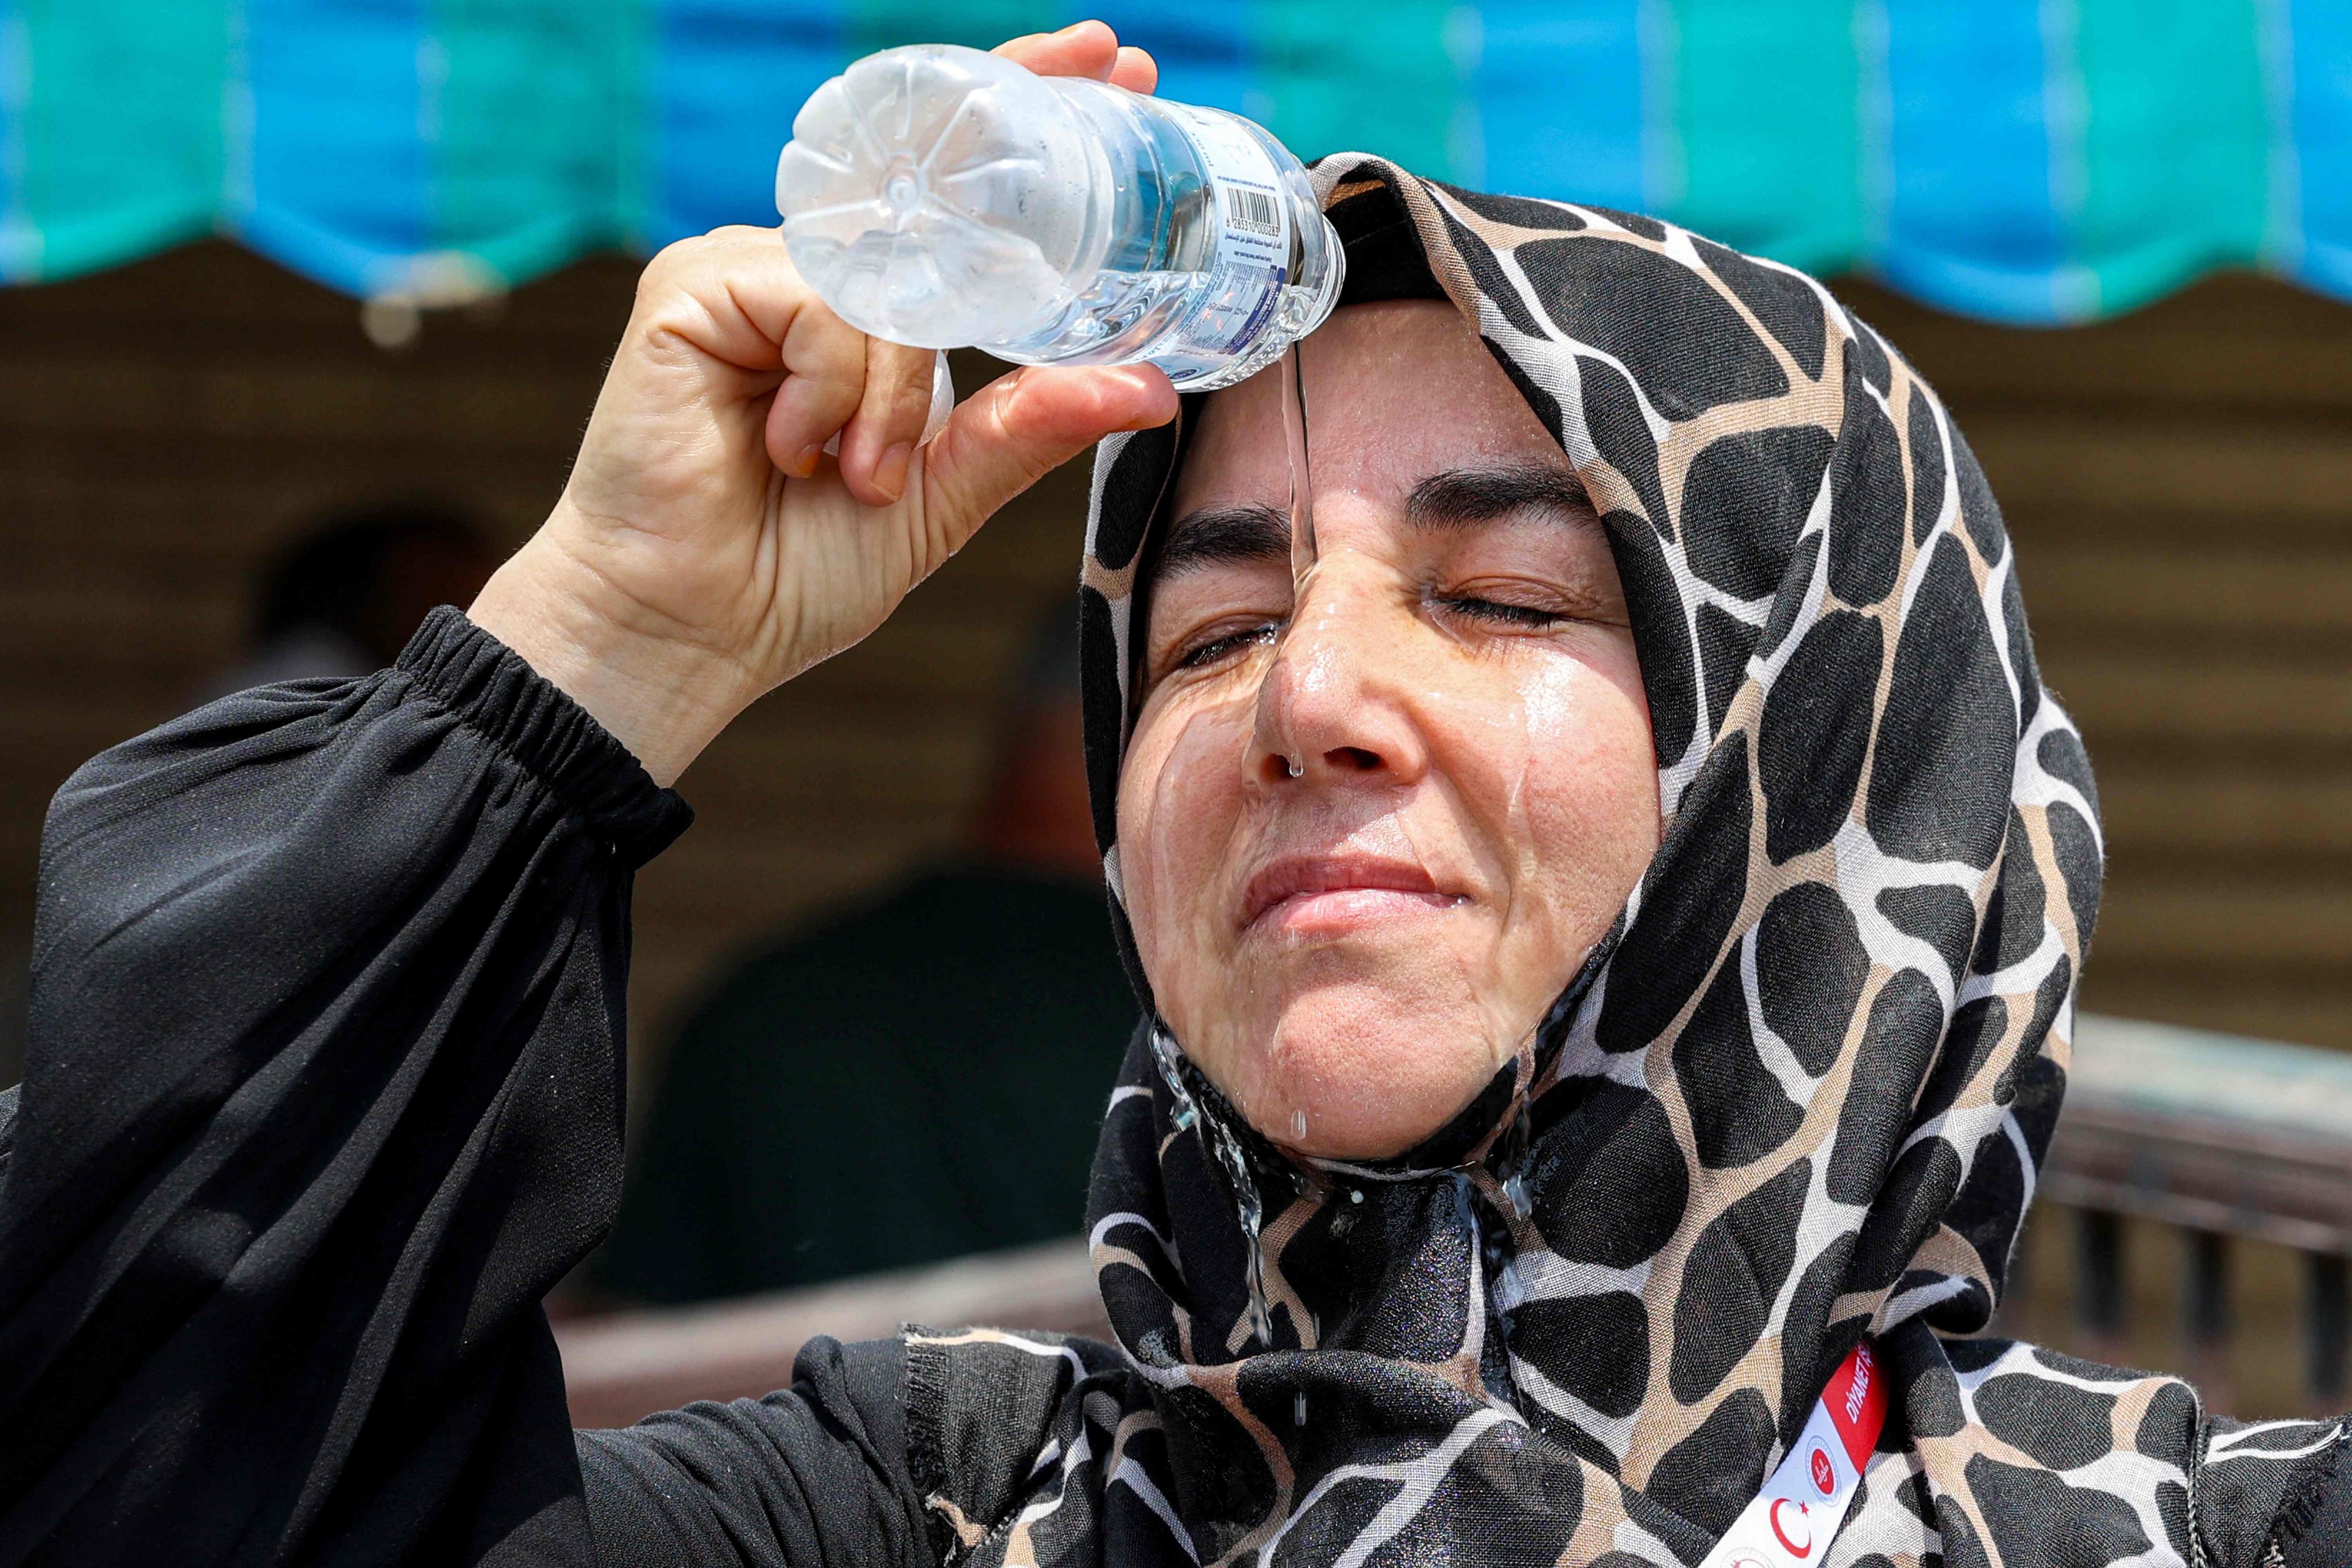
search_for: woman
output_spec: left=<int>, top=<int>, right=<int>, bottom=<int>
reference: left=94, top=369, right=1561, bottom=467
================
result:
left=0, top=22, right=2343, bottom=1568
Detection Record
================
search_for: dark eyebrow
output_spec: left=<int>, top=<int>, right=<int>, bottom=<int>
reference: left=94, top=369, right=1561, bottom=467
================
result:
left=1148, top=502, right=1292, bottom=582
left=1147, top=464, right=1594, bottom=588
left=1405, top=465, right=1597, bottom=530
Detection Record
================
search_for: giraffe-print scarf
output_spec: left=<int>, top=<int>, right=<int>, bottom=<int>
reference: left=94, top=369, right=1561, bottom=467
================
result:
left=900, top=156, right=2348, bottom=1568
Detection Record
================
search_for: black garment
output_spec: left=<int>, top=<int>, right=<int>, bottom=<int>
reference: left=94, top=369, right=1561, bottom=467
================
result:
left=0, top=611, right=927, bottom=1565
left=597, top=867, right=1134, bottom=1304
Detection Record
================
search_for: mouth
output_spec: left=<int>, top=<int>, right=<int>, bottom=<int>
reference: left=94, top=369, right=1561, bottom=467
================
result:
left=1238, top=854, right=1465, bottom=937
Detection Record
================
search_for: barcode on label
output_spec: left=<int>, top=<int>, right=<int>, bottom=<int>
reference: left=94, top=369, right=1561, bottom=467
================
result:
left=1223, top=185, right=1280, bottom=237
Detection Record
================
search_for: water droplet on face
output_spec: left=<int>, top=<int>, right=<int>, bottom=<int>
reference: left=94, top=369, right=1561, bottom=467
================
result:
left=1290, top=1108, right=1308, bottom=1141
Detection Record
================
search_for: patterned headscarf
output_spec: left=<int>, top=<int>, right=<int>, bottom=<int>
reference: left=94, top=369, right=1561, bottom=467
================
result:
left=903, top=157, right=2338, bottom=1568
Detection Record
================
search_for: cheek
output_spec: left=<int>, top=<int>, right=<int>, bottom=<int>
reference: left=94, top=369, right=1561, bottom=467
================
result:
left=1115, top=690, right=1260, bottom=965
left=1508, top=640, right=1661, bottom=899
left=1422, top=636, right=1659, bottom=934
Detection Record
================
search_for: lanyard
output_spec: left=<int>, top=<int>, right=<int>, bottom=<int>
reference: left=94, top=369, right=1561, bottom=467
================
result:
left=1696, top=1338, right=1888, bottom=1568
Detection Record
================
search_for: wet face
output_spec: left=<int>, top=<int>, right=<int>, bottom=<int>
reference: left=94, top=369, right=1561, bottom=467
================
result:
left=1116, top=300, right=1662, bottom=1160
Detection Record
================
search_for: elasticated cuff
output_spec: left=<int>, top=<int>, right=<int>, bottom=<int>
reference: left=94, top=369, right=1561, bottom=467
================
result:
left=393, top=605, right=694, bottom=865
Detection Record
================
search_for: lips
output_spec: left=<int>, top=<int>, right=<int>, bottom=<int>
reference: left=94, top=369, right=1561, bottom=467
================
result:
left=1238, top=854, right=1462, bottom=934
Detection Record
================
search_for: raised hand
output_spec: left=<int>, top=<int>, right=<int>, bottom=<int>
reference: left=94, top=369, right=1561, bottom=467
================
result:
left=468, top=21, right=1174, bottom=785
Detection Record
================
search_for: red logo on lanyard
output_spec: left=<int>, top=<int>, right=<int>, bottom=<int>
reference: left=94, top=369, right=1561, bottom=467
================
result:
left=1769, top=1499, right=1814, bottom=1557
left=1706, top=1342, right=1884, bottom=1568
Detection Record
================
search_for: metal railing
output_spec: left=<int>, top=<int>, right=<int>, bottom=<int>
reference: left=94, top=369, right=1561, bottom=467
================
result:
left=558, top=1236, right=1105, bottom=1429
left=559, top=1013, right=2352, bottom=1427
left=2042, top=1013, right=2352, bottom=1408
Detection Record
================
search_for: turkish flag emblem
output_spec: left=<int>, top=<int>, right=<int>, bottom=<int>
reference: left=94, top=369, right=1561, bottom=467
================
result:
left=1769, top=1499, right=1814, bottom=1557
left=1808, top=1445, right=1835, bottom=1495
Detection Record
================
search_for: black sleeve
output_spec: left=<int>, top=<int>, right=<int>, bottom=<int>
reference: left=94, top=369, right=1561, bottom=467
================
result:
left=0, top=608, right=928, bottom=1568
left=578, top=1337, right=933, bottom=1568
left=2268, top=1423, right=2352, bottom=1568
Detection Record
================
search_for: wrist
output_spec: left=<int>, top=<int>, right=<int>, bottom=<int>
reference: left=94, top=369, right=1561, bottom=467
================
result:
left=466, top=516, right=751, bottom=786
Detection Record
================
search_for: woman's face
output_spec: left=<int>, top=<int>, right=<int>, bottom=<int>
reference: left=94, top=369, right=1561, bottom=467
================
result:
left=1116, top=300, right=1662, bottom=1160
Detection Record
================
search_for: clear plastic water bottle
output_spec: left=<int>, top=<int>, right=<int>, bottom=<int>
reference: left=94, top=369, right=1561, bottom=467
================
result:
left=775, top=44, right=1345, bottom=392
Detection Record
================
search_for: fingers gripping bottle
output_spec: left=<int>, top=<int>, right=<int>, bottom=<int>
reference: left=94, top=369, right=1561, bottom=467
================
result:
left=776, top=44, right=1345, bottom=392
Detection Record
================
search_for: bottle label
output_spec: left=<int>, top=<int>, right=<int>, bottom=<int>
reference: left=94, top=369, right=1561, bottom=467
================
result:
left=1163, top=103, right=1293, bottom=359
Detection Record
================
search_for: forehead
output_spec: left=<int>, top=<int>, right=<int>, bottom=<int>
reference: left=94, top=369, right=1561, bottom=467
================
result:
left=1171, top=299, right=1570, bottom=515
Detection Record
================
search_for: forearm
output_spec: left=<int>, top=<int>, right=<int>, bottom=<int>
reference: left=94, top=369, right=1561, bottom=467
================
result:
left=461, top=217, right=1167, bottom=795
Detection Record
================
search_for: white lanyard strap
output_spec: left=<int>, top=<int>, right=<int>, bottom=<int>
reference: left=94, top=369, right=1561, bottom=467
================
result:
left=1696, top=1337, right=1888, bottom=1568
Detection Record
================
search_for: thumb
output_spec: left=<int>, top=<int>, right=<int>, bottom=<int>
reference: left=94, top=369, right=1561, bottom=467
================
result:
left=919, top=362, right=1177, bottom=551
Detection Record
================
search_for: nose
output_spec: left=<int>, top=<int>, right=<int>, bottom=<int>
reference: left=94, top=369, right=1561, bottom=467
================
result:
left=1249, top=563, right=1431, bottom=790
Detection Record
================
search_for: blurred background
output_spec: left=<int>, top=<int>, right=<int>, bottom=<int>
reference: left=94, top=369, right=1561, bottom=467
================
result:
left=5, top=0, right=2352, bottom=1423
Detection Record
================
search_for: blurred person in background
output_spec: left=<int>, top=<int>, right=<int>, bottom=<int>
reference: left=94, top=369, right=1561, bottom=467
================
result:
left=198, top=499, right=497, bottom=700
left=594, top=607, right=1136, bottom=1303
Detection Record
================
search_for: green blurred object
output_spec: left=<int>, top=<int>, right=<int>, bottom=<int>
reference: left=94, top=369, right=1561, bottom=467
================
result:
left=595, top=866, right=1139, bottom=1304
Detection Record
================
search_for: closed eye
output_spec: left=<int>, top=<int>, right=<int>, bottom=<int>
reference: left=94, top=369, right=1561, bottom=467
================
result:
left=1175, top=620, right=1282, bottom=670
left=1435, top=596, right=1567, bottom=628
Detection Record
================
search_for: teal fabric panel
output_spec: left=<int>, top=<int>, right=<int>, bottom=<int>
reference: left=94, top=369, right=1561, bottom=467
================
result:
left=427, top=0, right=638, bottom=284
left=845, top=0, right=1065, bottom=56
left=0, top=4, right=22, bottom=278
left=2, top=0, right=227, bottom=283
left=1250, top=0, right=1467, bottom=180
left=2068, top=0, right=2272, bottom=318
left=1672, top=0, right=1860, bottom=274
left=1090, top=0, right=1251, bottom=117
left=642, top=1, right=1076, bottom=251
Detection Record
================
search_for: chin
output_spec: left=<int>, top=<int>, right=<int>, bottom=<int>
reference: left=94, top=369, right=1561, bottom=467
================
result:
left=1201, top=972, right=1509, bottom=1161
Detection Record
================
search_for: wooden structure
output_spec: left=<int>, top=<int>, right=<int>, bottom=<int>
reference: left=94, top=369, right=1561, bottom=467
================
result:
left=1848, top=277, right=2352, bottom=1055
